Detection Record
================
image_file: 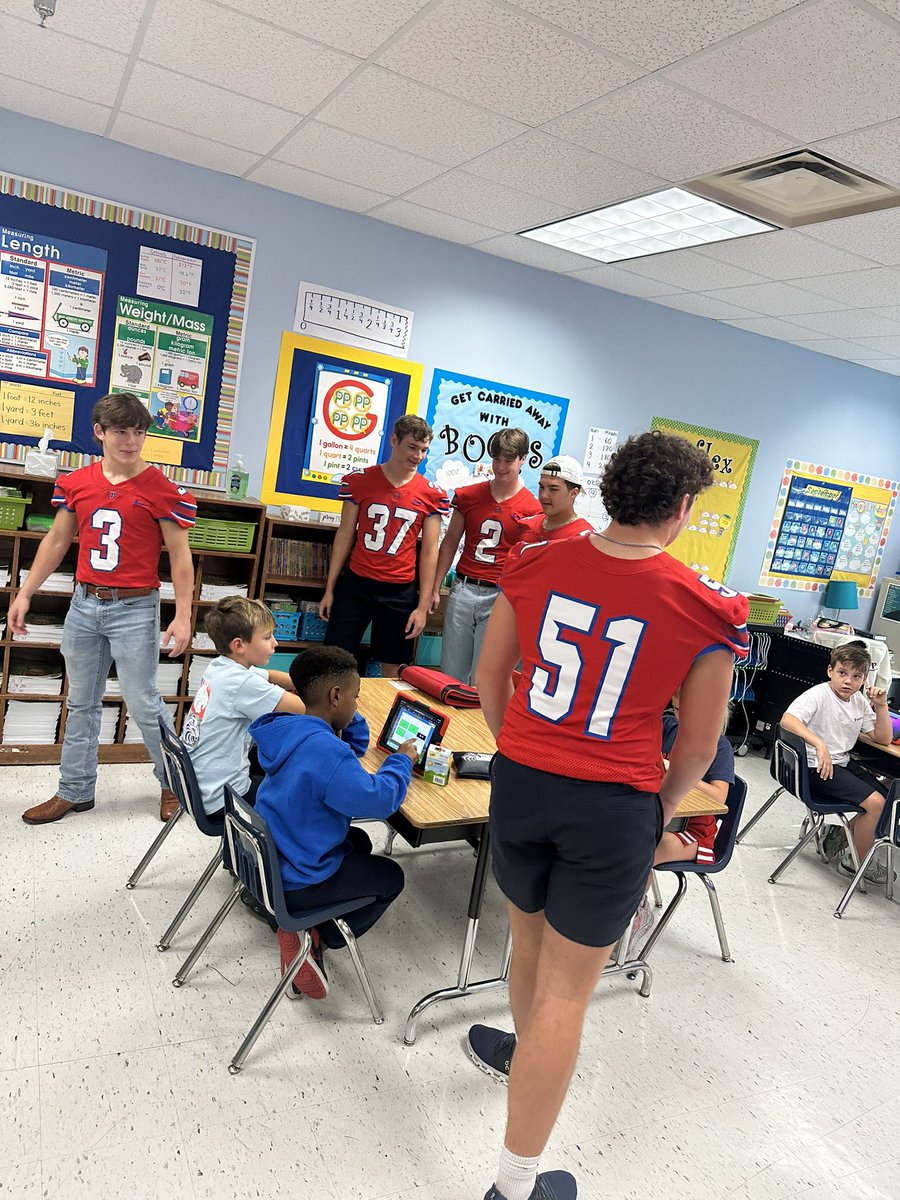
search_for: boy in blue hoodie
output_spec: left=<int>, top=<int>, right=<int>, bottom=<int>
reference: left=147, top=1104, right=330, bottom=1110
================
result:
left=251, top=645, right=417, bottom=1000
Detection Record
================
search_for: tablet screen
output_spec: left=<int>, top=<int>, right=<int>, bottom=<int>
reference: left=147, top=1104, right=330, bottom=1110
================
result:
left=382, top=700, right=443, bottom=766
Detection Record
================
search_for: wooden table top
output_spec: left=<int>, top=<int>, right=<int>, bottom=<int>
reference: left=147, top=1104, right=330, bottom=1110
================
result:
left=857, top=735, right=900, bottom=761
left=357, top=679, right=727, bottom=831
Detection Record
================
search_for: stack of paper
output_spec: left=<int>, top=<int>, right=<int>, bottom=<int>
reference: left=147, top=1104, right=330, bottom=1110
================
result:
left=7, top=665, right=63, bottom=695
left=2, top=701, right=62, bottom=745
left=13, top=616, right=66, bottom=643
left=99, top=706, right=120, bottom=745
left=123, top=703, right=176, bottom=744
left=159, top=580, right=177, bottom=600
left=0, top=561, right=10, bottom=588
left=157, top=661, right=184, bottom=694
left=19, top=568, right=74, bottom=594
left=191, top=631, right=215, bottom=651
left=200, top=580, right=248, bottom=600
left=188, top=655, right=214, bottom=694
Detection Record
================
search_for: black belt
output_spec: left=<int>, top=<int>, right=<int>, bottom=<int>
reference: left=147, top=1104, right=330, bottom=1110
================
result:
left=456, top=573, right=498, bottom=589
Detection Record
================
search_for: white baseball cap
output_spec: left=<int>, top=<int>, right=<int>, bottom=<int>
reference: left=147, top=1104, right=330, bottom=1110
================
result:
left=541, top=455, right=583, bottom=487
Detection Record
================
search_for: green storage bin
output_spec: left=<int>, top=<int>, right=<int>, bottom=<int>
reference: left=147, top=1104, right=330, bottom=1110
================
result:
left=188, top=517, right=256, bottom=553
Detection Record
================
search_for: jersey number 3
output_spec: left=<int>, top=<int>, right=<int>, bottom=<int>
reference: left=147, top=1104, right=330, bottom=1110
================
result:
left=363, top=503, right=418, bottom=555
left=528, top=594, right=646, bottom=739
left=89, top=508, right=122, bottom=572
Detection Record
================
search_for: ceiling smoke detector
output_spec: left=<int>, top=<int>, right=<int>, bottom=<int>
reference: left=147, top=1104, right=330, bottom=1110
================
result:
left=34, top=0, right=57, bottom=27
left=688, top=150, right=900, bottom=228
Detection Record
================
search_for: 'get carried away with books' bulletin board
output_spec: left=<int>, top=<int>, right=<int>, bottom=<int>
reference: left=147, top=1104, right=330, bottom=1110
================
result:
left=0, top=171, right=255, bottom=489
left=261, top=332, right=422, bottom=514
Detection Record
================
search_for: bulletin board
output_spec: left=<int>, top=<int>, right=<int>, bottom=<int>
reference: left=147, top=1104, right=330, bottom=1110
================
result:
left=421, top=367, right=568, bottom=497
left=0, top=171, right=255, bottom=489
left=261, top=332, right=423, bottom=512
left=651, top=417, right=758, bottom=584
left=759, top=459, right=899, bottom=598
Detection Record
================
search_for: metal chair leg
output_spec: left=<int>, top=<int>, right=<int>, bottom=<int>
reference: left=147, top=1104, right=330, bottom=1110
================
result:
left=334, top=917, right=383, bottom=1024
left=834, top=843, right=879, bottom=918
left=229, top=933, right=311, bottom=1074
left=768, top=816, right=820, bottom=884
left=156, top=846, right=222, bottom=951
left=736, top=786, right=783, bottom=844
left=638, top=872, right=688, bottom=962
left=126, top=807, right=183, bottom=889
left=837, top=815, right=866, bottom=894
left=383, top=826, right=398, bottom=857
left=173, top=881, right=242, bottom=986
left=700, top=874, right=732, bottom=961
left=887, top=842, right=895, bottom=903
left=650, top=872, right=663, bottom=908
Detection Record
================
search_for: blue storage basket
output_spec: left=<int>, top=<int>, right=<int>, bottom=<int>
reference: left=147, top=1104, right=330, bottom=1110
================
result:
left=300, top=611, right=328, bottom=641
left=273, top=611, right=300, bottom=640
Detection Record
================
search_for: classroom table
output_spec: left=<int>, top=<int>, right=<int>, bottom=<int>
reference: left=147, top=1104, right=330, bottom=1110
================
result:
left=853, top=735, right=900, bottom=778
left=356, top=678, right=727, bottom=1045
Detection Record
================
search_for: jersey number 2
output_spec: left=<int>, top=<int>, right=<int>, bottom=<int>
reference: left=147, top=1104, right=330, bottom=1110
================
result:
left=528, top=594, right=646, bottom=739
left=89, top=508, right=122, bottom=572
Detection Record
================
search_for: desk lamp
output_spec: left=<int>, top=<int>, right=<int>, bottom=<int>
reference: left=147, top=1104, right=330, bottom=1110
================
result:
left=823, top=579, right=859, bottom=624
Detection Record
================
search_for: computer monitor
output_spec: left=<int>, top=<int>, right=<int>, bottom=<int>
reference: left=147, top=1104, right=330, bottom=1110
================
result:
left=870, top=575, right=900, bottom=661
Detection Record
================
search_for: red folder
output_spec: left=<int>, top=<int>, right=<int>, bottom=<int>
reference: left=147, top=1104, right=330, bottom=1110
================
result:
left=397, top=664, right=481, bottom=708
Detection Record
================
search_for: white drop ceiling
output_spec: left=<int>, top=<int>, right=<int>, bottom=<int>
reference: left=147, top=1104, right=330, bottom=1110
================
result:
left=4, top=0, right=900, bottom=377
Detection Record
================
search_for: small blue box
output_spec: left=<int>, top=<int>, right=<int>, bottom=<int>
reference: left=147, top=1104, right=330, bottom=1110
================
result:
left=273, top=611, right=300, bottom=640
left=300, top=611, right=328, bottom=641
left=415, top=633, right=442, bottom=667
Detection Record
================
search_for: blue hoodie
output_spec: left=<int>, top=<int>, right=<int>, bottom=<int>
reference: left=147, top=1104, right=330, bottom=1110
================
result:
left=250, top=710, right=413, bottom=889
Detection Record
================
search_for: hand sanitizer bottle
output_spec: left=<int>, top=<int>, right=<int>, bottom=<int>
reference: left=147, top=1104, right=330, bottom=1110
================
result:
left=228, top=456, right=249, bottom=498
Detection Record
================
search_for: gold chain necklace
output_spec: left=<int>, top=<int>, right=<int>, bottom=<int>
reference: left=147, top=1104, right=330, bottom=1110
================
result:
left=596, top=531, right=664, bottom=552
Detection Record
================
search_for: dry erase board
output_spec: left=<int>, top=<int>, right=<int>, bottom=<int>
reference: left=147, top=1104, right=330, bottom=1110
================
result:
left=0, top=171, right=255, bottom=489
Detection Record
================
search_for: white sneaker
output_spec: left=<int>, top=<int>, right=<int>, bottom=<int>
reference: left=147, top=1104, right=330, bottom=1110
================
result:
left=838, top=852, right=896, bottom=886
left=627, top=898, right=655, bottom=957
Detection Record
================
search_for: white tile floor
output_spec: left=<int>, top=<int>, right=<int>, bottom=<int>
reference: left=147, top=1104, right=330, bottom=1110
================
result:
left=2, top=752, right=899, bottom=1200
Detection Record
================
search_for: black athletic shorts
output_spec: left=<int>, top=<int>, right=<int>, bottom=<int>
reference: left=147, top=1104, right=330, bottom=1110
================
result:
left=807, top=759, right=886, bottom=807
left=489, top=753, right=663, bottom=948
left=325, top=569, right=418, bottom=665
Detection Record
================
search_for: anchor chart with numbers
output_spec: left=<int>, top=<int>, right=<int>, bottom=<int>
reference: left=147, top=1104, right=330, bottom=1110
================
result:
left=293, top=282, right=414, bottom=357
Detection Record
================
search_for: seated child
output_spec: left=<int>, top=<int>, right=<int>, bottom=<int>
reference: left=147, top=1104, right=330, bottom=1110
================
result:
left=781, top=641, right=892, bottom=884
left=182, top=597, right=304, bottom=822
left=629, top=694, right=734, bottom=951
left=251, top=646, right=418, bottom=1000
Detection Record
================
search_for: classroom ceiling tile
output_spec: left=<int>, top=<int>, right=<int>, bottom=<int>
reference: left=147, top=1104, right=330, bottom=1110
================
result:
left=141, top=0, right=359, bottom=116
left=110, top=114, right=261, bottom=177
left=403, top=171, right=570, bottom=232
left=800, top=208, right=900, bottom=267
left=564, top=265, right=685, bottom=297
left=506, top=0, right=801, bottom=71
left=855, top=357, right=900, bottom=374
left=786, top=308, right=900, bottom=338
left=247, top=161, right=391, bottom=212
left=813, top=119, right=900, bottom=189
left=315, top=66, right=527, bottom=166
left=610, top=251, right=768, bottom=292
left=0, top=75, right=111, bottom=136
left=650, top=294, right=762, bottom=321
left=724, top=316, right=834, bottom=342
left=120, top=63, right=301, bottom=154
left=693, top=229, right=876, bottom=279
left=475, top=234, right=608, bottom=273
left=367, top=200, right=502, bottom=245
left=664, top=0, right=900, bottom=143
left=464, top=133, right=667, bottom=211
left=0, top=11, right=127, bottom=105
left=792, top=337, right=895, bottom=360
left=0, top=0, right=147, bottom=53
left=702, top=281, right=847, bottom=316
left=275, top=122, right=445, bottom=195
left=791, top=266, right=900, bottom=307
left=852, top=334, right=900, bottom=356
left=545, top=78, right=795, bottom=181
left=376, top=0, right=642, bottom=126
left=216, top=0, right=430, bottom=58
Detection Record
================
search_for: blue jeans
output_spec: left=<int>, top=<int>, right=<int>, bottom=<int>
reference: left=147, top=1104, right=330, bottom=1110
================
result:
left=439, top=578, right=499, bottom=685
left=59, top=585, right=173, bottom=803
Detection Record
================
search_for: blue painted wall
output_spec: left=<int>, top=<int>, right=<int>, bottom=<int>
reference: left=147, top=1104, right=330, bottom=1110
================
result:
left=2, top=106, right=898, bottom=624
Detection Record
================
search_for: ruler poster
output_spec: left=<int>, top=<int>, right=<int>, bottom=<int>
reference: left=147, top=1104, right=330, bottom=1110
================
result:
left=651, top=416, right=758, bottom=583
left=760, top=460, right=899, bottom=598
left=293, top=281, right=413, bottom=357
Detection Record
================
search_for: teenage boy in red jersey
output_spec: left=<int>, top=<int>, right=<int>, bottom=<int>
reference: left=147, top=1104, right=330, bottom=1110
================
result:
left=11, top=393, right=196, bottom=825
left=471, top=431, right=749, bottom=1200
left=319, top=414, right=449, bottom=677
left=429, top=428, right=541, bottom=684
left=514, top=456, right=594, bottom=546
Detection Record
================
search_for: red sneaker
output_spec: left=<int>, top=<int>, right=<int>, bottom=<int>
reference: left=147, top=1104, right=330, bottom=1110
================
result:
left=278, top=927, right=328, bottom=1001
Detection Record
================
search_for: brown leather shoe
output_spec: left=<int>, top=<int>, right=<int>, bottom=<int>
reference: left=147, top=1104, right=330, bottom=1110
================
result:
left=22, top=795, right=94, bottom=825
left=160, top=788, right=179, bottom=822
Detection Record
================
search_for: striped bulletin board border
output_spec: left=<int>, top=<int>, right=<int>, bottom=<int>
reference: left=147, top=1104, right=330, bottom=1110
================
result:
left=0, top=172, right=255, bottom=491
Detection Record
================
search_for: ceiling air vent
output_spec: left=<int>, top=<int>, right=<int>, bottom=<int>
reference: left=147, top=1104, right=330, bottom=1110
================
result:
left=688, top=150, right=900, bottom=228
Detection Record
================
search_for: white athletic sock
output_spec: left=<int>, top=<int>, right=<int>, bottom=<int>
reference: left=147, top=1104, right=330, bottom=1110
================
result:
left=495, top=1146, right=540, bottom=1200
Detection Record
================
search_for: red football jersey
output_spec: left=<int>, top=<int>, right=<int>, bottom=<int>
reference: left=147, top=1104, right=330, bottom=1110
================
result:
left=340, top=466, right=450, bottom=583
left=453, top=482, right=542, bottom=583
left=498, top=537, right=749, bottom=789
left=52, top=462, right=197, bottom=587
left=515, top=513, right=595, bottom=546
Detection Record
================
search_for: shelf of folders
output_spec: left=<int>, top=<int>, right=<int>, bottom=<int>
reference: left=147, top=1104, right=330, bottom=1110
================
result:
left=267, top=537, right=330, bottom=579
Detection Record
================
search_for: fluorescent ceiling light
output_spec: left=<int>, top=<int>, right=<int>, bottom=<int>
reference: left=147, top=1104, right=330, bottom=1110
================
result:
left=521, top=187, right=776, bottom=263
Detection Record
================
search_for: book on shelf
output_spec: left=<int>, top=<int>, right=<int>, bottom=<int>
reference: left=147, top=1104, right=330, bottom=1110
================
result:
left=266, top=538, right=330, bottom=580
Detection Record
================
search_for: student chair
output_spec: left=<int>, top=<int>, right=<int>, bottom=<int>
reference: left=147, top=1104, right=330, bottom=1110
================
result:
left=834, top=779, right=900, bottom=918
left=765, top=726, right=866, bottom=890
left=638, top=775, right=747, bottom=964
left=149, top=719, right=228, bottom=952
left=173, top=785, right=384, bottom=1074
